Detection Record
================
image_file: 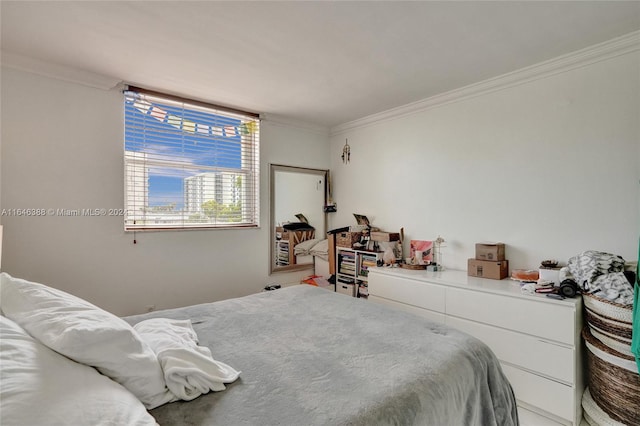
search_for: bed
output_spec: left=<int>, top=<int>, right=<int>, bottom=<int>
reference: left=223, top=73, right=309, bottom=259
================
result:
left=1, top=273, right=518, bottom=425
left=294, top=238, right=331, bottom=277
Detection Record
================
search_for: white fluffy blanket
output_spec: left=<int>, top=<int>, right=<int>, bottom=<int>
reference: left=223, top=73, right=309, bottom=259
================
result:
left=134, top=318, right=240, bottom=401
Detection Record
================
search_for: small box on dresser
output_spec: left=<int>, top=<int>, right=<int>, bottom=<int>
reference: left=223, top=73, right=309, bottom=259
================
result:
left=475, top=243, right=505, bottom=261
left=468, top=258, right=509, bottom=280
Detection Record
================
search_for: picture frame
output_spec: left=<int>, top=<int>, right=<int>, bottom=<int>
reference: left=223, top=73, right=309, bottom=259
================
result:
left=410, top=240, right=433, bottom=264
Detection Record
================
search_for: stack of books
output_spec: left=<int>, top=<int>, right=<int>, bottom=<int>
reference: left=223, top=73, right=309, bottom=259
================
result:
left=339, top=251, right=356, bottom=275
left=276, top=241, right=290, bottom=266
left=359, top=254, right=378, bottom=277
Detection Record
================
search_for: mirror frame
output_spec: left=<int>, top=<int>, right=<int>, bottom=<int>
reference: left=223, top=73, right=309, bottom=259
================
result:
left=269, top=164, right=328, bottom=274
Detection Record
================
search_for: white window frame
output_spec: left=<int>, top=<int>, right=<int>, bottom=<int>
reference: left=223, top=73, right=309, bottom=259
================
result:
left=123, top=87, right=260, bottom=231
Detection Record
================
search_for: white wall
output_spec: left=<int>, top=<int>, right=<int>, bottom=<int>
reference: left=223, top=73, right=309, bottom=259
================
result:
left=0, top=67, right=329, bottom=316
left=2, top=42, right=637, bottom=315
left=329, top=50, right=640, bottom=271
left=274, top=171, right=325, bottom=231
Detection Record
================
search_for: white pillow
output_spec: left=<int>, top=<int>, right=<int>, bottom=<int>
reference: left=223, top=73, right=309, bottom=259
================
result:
left=0, top=315, right=158, bottom=425
left=294, top=238, right=322, bottom=255
left=0, top=272, right=172, bottom=409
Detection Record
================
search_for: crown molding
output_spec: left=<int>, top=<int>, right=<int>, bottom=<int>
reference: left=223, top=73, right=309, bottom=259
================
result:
left=331, top=30, right=640, bottom=136
left=261, top=113, right=329, bottom=136
left=1, top=51, right=122, bottom=90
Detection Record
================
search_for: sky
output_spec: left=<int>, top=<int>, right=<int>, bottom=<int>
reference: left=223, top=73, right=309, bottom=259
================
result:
left=124, top=92, right=244, bottom=209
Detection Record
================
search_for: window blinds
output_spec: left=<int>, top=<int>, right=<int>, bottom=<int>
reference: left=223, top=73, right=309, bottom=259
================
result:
left=124, top=87, right=260, bottom=230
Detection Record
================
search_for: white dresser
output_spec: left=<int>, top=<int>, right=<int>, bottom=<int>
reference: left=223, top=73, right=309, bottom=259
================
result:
left=368, top=268, right=583, bottom=426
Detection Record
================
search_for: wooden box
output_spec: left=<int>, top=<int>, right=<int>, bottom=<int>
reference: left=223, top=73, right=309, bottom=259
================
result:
left=370, top=231, right=400, bottom=242
left=336, top=231, right=362, bottom=248
left=276, top=227, right=315, bottom=244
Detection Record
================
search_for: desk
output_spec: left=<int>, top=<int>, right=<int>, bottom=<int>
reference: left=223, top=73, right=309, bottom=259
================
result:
left=275, top=228, right=315, bottom=266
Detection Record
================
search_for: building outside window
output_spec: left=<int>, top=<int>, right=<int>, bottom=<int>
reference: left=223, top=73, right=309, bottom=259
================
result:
left=124, top=87, right=260, bottom=230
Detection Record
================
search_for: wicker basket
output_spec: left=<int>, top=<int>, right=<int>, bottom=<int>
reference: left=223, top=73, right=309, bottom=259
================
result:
left=582, top=388, right=626, bottom=426
left=336, top=231, right=362, bottom=248
left=584, top=308, right=633, bottom=341
left=582, top=327, right=640, bottom=425
left=583, top=293, right=633, bottom=323
left=589, top=327, right=634, bottom=358
left=583, top=292, right=633, bottom=356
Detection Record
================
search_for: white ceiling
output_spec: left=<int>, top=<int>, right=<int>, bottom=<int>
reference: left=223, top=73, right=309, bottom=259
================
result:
left=2, top=1, right=639, bottom=129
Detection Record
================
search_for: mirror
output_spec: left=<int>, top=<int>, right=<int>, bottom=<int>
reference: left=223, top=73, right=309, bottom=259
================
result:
left=270, top=164, right=328, bottom=274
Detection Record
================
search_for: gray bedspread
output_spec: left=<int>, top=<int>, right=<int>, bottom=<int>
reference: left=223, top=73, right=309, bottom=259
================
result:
left=125, top=285, right=518, bottom=426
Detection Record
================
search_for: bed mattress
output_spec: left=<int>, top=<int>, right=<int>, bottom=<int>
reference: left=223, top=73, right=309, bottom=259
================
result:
left=125, top=285, right=518, bottom=425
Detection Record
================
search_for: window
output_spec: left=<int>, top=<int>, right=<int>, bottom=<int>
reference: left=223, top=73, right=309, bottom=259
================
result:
left=124, top=87, right=260, bottom=230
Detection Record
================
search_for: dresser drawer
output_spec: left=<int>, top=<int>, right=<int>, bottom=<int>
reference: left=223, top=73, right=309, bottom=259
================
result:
left=369, top=296, right=446, bottom=324
left=502, top=364, right=574, bottom=422
left=446, top=287, right=575, bottom=344
left=368, top=273, right=445, bottom=313
left=447, top=316, right=574, bottom=384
